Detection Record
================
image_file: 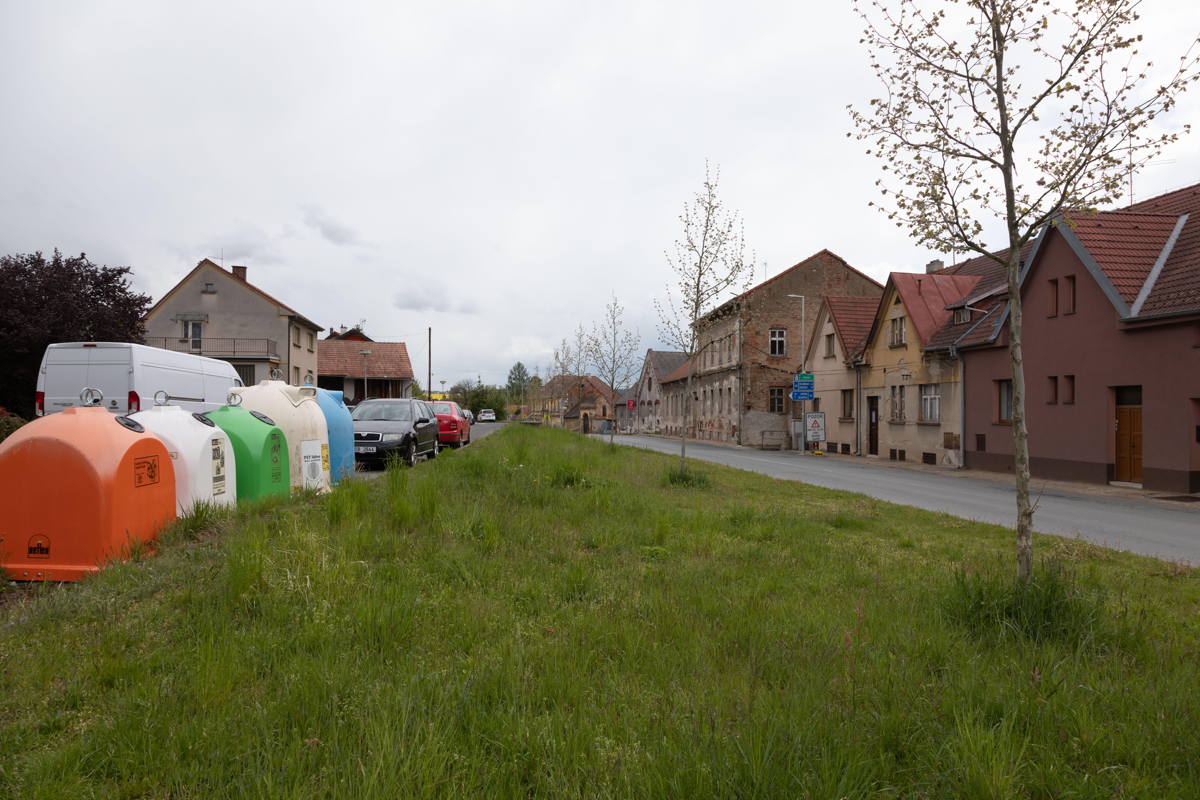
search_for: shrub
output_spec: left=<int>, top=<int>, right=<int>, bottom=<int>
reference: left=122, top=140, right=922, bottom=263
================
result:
left=0, top=413, right=27, bottom=443
left=662, top=467, right=711, bottom=489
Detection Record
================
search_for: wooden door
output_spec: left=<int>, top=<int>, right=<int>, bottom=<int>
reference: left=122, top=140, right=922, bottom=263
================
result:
left=1115, top=405, right=1143, bottom=483
left=868, top=396, right=879, bottom=456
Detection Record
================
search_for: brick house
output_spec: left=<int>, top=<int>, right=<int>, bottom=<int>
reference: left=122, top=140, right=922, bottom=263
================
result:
left=676, top=250, right=883, bottom=446
left=143, top=260, right=322, bottom=387
left=631, top=349, right=686, bottom=433
left=805, top=295, right=880, bottom=455
left=958, top=182, right=1200, bottom=492
left=532, top=375, right=613, bottom=428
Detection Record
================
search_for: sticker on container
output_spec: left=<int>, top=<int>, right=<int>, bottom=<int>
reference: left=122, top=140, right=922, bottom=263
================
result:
left=321, top=443, right=330, bottom=473
left=133, top=455, right=161, bottom=487
left=270, top=433, right=283, bottom=483
left=301, top=439, right=323, bottom=490
left=211, top=438, right=227, bottom=496
left=27, top=535, right=50, bottom=559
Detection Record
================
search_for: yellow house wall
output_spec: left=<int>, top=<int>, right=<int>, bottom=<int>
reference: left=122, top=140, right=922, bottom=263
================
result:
left=859, top=290, right=963, bottom=466
left=809, top=311, right=860, bottom=454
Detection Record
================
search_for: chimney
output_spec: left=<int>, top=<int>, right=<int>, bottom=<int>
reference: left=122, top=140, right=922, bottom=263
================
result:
left=232, top=265, right=248, bottom=281
left=925, top=259, right=944, bottom=274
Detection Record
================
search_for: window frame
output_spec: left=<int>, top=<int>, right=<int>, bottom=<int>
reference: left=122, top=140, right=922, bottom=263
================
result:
left=919, top=383, right=941, bottom=423
left=840, top=388, right=854, bottom=420
left=824, top=333, right=836, bottom=358
left=768, top=386, right=786, bottom=414
left=768, top=328, right=787, bottom=357
left=889, top=317, right=907, bottom=347
left=889, top=385, right=906, bottom=422
left=997, top=379, right=1013, bottom=424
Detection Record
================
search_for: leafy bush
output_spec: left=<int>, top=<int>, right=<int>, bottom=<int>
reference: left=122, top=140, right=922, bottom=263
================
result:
left=0, top=413, right=27, bottom=443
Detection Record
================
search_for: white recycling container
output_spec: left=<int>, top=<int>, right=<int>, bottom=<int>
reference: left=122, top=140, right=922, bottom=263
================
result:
left=229, top=381, right=331, bottom=493
left=130, top=400, right=237, bottom=514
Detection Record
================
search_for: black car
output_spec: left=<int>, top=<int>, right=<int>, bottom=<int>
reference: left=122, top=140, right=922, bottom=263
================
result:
left=351, top=398, right=439, bottom=468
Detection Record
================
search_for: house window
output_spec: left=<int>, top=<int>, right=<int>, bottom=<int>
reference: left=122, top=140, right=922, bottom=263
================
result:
left=769, top=386, right=786, bottom=414
left=202, top=282, right=216, bottom=294
left=1063, top=275, right=1076, bottom=314
left=293, top=326, right=300, bottom=346
left=997, top=380, right=1013, bottom=423
left=919, top=383, right=940, bottom=422
left=769, top=329, right=787, bottom=356
left=890, top=385, right=906, bottom=422
left=293, top=366, right=301, bottom=385
left=889, top=317, right=906, bottom=347
left=182, top=321, right=202, bottom=350
left=1063, top=374, right=1075, bottom=404
left=824, top=333, right=836, bottom=358
left=1047, top=375, right=1058, bottom=404
left=953, top=308, right=970, bottom=324
left=307, top=332, right=315, bottom=351
left=1048, top=279, right=1059, bottom=317
left=841, top=389, right=854, bottom=419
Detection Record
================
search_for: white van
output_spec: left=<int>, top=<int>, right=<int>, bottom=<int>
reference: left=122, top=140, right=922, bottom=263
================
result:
left=36, top=342, right=244, bottom=416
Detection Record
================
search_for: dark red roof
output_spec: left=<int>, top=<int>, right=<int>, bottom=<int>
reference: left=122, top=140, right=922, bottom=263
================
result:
left=825, top=295, right=880, bottom=357
left=318, top=339, right=413, bottom=379
left=891, top=273, right=981, bottom=346
left=1064, top=211, right=1181, bottom=306
left=662, top=358, right=693, bottom=384
left=1121, top=181, right=1200, bottom=316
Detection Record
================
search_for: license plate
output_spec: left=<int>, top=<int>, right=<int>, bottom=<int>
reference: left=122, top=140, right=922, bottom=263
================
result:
left=355, top=446, right=376, bottom=454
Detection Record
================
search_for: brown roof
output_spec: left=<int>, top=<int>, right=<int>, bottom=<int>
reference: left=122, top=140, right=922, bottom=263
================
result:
left=662, top=358, right=693, bottom=384
left=318, top=339, right=413, bottom=379
left=1114, top=181, right=1200, bottom=317
left=647, top=349, right=687, bottom=380
left=146, top=259, right=323, bottom=332
left=825, top=295, right=880, bottom=358
left=1064, top=211, right=1182, bottom=306
left=891, top=273, right=981, bottom=346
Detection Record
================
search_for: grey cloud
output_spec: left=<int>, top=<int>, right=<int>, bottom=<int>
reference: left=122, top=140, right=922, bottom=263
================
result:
left=393, top=284, right=479, bottom=314
left=302, top=206, right=362, bottom=247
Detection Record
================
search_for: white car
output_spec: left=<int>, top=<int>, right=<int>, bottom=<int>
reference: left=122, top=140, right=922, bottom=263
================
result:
left=478, top=409, right=497, bottom=422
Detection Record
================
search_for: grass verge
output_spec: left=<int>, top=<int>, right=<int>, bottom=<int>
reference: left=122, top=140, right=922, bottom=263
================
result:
left=1, top=425, right=1199, bottom=798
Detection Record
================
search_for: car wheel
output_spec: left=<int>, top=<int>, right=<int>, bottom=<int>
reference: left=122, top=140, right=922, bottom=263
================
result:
left=428, top=440, right=439, bottom=459
left=403, top=439, right=417, bottom=468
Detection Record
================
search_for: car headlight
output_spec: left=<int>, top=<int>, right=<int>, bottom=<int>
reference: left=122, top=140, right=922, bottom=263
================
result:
left=381, top=433, right=404, bottom=442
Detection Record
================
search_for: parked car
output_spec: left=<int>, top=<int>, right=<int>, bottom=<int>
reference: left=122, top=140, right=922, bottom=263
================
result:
left=351, top=398, right=439, bottom=468
left=36, top=342, right=244, bottom=416
left=478, top=408, right=497, bottom=422
left=428, top=400, right=470, bottom=447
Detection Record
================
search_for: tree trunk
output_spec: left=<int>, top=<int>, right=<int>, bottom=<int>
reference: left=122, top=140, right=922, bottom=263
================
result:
left=1007, top=249, right=1034, bottom=582
left=680, top=360, right=693, bottom=472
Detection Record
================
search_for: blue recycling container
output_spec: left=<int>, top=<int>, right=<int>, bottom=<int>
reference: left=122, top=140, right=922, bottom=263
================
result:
left=315, top=388, right=355, bottom=483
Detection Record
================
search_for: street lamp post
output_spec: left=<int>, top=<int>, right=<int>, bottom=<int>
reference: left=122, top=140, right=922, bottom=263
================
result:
left=786, top=294, right=806, bottom=451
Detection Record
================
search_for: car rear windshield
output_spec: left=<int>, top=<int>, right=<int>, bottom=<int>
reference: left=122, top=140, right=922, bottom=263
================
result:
left=352, top=402, right=412, bottom=422
left=430, top=402, right=454, bottom=414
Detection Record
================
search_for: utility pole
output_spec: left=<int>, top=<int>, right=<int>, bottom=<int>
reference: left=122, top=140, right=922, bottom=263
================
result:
left=427, top=327, right=432, bottom=401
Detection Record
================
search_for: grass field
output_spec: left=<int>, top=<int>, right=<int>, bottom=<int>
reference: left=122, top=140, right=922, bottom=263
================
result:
left=2, top=425, right=1199, bottom=798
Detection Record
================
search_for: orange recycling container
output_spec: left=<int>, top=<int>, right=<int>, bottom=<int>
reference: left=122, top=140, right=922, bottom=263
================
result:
left=0, top=406, right=177, bottom=582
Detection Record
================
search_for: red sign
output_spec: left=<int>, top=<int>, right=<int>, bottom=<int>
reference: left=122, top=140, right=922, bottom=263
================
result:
left=626, top=399, right=635, bottom=411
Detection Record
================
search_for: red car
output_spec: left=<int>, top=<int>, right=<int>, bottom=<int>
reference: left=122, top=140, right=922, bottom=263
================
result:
left=429, top=400, right=470, bottom=447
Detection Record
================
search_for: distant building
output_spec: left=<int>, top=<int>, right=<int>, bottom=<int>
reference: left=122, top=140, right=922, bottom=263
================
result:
left=316, top=327, right=414, bottom=404
left=144, top=260, right=322, bottom=387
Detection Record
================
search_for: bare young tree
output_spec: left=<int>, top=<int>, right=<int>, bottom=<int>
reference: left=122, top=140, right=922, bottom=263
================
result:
left=850, top=0, right=1198, bottom=581
left=585, top=295, right=641, bottom=444
left=656, top=162, right=754, bottom=471
left=551, top=324, right=590, bottom=420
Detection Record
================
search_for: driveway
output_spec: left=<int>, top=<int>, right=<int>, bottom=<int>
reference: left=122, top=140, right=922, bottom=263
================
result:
left=605, top=433, right=1200, bottom=563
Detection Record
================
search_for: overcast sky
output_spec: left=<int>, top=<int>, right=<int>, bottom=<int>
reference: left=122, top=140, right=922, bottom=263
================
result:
left=2, top=1, right=1197, bottom=388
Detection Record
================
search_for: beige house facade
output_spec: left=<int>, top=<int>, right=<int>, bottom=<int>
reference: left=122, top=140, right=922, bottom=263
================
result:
left=144, top=260, right=322, bottom=387
left=804, top=295, right=881, bottom=455
left=857, top=272, right=979, bottom=466
left=632, top=349, right=686, bottom=433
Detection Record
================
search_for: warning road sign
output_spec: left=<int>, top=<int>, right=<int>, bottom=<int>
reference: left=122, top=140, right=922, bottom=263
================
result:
left=804, top=411, right=826, bottom=443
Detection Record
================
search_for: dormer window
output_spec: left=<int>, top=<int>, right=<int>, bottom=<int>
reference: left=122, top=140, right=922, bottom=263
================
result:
left=953, top=308, right=970, bottom=324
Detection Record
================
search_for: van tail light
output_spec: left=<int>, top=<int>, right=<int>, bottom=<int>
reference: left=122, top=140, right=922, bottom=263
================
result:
left=128, top=391, right=141, bottom=413
left=35, top=391, right=45, bottom=416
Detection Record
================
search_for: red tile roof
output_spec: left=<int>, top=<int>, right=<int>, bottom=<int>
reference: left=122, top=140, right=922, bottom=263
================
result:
left=1121, top=181, right=1200, bottom=317
left=318, top=339, right=413, bottom=379
left=825, top=295, right=880, bottom=357
left=1063, top=211, right=1181, bottom=306
left=891, top=272, right=981, bottom=346
left=662, top=358, right=693, bottom=384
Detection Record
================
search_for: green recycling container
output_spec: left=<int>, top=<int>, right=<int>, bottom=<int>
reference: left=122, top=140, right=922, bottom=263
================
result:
left=204, top=406, right=290, bottom=501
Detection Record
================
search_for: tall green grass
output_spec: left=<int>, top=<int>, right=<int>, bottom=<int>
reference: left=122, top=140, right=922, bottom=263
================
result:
left=2, top=424, right=1199, bottom=798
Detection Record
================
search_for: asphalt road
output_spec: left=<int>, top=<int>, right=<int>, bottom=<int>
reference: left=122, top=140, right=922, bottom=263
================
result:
left=603, top=433, right=1200, bottom=563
